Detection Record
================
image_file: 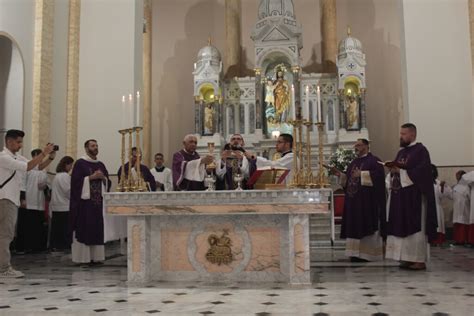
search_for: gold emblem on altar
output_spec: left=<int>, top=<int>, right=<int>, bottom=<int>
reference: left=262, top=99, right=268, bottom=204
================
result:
left=205, top=230, right=233, bottom=265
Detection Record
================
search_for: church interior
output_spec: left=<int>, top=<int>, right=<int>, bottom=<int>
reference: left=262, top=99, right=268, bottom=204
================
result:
left=0, top=0, right=473, bottom=315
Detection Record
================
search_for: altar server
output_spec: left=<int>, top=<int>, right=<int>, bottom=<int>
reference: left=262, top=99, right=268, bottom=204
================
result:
left=452, top=170, right=470, bottom=244
left=150, top=153, right=173, bottom=191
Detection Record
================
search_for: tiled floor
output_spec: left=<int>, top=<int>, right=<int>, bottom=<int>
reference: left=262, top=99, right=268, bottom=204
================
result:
left=0, top=245, right=473, bottom=315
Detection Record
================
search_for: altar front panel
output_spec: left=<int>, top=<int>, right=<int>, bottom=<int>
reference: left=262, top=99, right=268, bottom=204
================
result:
left=105, top=190, right=331, bottom=285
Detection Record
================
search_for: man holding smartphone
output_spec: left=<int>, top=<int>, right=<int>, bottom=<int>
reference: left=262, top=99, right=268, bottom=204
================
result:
left=0, top=129, right=55, bottom=278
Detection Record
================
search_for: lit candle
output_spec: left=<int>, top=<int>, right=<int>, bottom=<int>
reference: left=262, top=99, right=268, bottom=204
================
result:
left=136, top=91, right=140, bottom=127
left=128, top=93, right=133, bottom=127
left=291, top=84, right=296, bottom=120
left=317, top=86, right=322, bottom=122
left=121, top=95, right=126, bottom=128
left=304, top=85, right=309, bottom=120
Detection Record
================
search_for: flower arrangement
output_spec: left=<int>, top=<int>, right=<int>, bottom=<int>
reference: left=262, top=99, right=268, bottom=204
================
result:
left=328, top=147, right=357, bottom=174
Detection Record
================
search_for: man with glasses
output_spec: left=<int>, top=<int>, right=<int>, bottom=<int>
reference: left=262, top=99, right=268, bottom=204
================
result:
left=247, top=133, right=294, bottom=187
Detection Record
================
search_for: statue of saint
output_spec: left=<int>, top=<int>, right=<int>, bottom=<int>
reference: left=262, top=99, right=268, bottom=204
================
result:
left=204, top=103, right=215, bottom=135
left=345, top=95, right=359, bottom=129
left=273, top=70, right=290, bottom=122
left=265, top=79, right=275, bottom=107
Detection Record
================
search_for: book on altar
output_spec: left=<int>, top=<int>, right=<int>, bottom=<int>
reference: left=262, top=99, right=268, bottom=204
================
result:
left=377, top=160, right=404, bottom=168
left=247, top=166, right=290, bottom=189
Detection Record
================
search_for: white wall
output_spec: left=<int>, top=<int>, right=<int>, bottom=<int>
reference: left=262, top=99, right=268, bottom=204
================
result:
left=0, top=0, right=35, bottom=154
left=78, top=0, right=143, bottom=173
left=400, top=0, right=474, bottom=166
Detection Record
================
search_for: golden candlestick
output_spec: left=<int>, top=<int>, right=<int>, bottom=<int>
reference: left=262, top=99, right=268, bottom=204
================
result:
left=288, top=119, right=302, bottom=187
left=127, top=128, right=136, bottom=191
left=303, top=120, right=315, bottom=187
left=134, top=127, right=147, bottom=192
left=314, top=122, right=330, bottom=188
left=117, top=129, right=129, bottom=192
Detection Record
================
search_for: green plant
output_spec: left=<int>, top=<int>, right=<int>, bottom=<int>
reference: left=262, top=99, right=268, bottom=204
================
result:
left=329, top=147, right=356, bottom=174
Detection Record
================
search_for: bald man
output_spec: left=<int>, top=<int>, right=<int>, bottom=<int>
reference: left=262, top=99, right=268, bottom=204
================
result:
left=172, top=134, right=214, bottom=191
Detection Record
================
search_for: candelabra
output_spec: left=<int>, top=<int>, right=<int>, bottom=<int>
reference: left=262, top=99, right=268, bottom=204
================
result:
left=287, top=117, right=328, bottom=188
left=117, top=127, right=148, bottom=192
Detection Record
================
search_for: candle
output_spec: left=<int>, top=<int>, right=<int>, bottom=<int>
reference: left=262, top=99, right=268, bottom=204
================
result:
left=121, top=95, right=126, bottom=128
left=136, top=91, right=140, bottom=127
left=291, top=84, right=296, bottom=120
left=128, top=93, right=133, bottom=127
left=317, top=86, right=322, bottom=122
left=304, top=85, right=309, bottom=120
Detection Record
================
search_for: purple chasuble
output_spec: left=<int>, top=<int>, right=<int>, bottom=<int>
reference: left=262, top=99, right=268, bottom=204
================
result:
left=69, top=158, right=111, bottom=246
left=387, top=143, right=437, bottom=242
left=117, top=162, right=157, bottom=191
left=340, top=153, right=386, bottom=239
left=172, top=149, right=205, bottom=191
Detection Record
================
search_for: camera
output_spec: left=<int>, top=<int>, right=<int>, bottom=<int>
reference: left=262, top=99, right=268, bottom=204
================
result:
left=53, top=145, right=59, bottom=151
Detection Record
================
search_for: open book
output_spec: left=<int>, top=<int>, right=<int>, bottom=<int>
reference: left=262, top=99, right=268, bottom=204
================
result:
left=247, top=166, right=290, bottom=188
left=377, top=161, right=405, bottom=168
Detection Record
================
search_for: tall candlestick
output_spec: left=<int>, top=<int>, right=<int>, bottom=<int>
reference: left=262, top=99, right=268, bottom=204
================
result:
left=317, top=86, right=322, bottom=122
left=128, top=93, right=133, bottom=127
left=304, top=85, right=310, bottom=120
left=136, top=91, right=140, bottom=127
left=291, top=84, right=296, bottom=120
left=121, top=95, right=126, bottom=129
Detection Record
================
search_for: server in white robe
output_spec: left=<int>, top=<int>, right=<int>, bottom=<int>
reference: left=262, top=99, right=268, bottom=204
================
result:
left=49, top=156, right=74, bottom=251
left=251, top=133, right=294, bottom=187
left=452, top=170, right=470, bottom=244
left=461, top=171, right=474, bottom=245
left=150, top=153, right=173, bottom=191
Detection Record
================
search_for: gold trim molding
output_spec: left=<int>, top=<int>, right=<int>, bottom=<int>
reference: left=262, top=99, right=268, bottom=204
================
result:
left=31, top=0, right=55, bottom=148
left=66, top=0, right=81, bottom=157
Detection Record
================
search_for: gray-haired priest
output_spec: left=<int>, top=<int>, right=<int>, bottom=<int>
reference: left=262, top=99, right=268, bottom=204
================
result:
left=172, top=134, right=214, bottom=191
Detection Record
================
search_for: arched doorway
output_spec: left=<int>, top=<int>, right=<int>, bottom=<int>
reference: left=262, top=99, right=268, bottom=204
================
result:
left=0, top=33, right=24, bottom=148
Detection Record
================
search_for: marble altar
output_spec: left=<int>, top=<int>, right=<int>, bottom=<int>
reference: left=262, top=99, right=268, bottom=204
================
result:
left=104, top=189, right=331, bottom=285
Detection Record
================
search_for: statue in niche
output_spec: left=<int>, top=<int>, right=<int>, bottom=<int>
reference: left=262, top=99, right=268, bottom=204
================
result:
left=265, top=79, right=275, bottom=108
left=273, top=70, right=290, bottom=122
left=204, top=103, right=215, bottom=135
left=345, top=95, right=359, bottom=130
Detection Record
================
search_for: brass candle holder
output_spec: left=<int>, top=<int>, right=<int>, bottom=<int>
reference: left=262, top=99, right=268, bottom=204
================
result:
left=288, top=118, right=302, bottom=188
left=117, top=129, right=129, bottom=192
left=134, top=127, right=148, bottom=192
left=303, top=120, right=315, bottom=188
left=314, top=122, right=330, bottom=188
left=116, top=126, right=147, bottom=192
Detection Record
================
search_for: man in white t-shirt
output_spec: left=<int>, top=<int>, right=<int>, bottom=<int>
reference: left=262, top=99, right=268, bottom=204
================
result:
left=0, top=129, right=55, bottom=278
left=150, top=153, right=172, bottom=191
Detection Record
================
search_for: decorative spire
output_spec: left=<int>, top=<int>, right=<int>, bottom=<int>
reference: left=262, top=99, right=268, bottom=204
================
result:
left=208, top=36, right=212, bottom=46
left=347, top=25, right=351, bottom=36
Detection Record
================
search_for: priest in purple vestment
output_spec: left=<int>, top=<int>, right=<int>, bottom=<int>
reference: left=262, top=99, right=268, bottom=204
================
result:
left=172, top=134, right=214, bottom=191
left=336, top=139, right=386, bottom=262
left=385, top=123, right=437, bottom=271
left=216, top=134, right=257, bottom=190
left=69, top=139, right=111, bottom=264
left=117, top=147, right=157, bottom=191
